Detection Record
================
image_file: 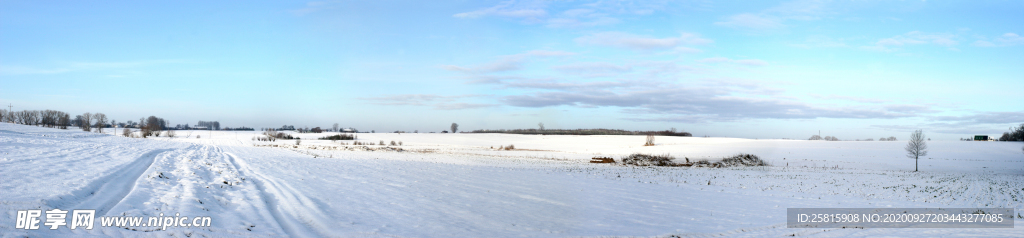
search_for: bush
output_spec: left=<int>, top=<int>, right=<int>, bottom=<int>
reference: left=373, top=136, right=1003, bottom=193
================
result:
left=713, top=154, right=769, bottom=167
left=123, top=128, right=131, bottom=137
left=644, top=134, right=655, bottom=146
left=620, top=153, right=677, bottom=166
left=617, top=153, right=768, bottom=168
left=167, top=130, right=176, bottom=138
left=319, top=134, right=355, bottom=140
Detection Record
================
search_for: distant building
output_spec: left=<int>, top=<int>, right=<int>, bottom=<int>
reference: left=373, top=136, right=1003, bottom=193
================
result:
left=342, top=128, right=358, bottom=133
left=973, top=135, right=989, bottom=141
left=193, top=126, right=209, bottom=130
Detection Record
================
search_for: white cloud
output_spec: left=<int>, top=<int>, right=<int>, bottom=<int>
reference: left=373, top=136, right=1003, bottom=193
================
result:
left=575, top=32, right=712, bottom=51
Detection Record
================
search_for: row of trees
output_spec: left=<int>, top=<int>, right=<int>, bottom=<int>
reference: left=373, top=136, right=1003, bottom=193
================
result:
left=197, top=121, right=220, bottom=130
left=809, top=135, right=897, bottom=141
left=1, top=109, right=75, bottom=129
left=998, top=123, right=1024, bottom=141
left=0, top=109, right=121, bottom=132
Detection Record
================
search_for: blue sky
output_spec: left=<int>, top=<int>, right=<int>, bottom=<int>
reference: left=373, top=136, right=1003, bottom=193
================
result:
left=1, top=0, right=1021, bottom=139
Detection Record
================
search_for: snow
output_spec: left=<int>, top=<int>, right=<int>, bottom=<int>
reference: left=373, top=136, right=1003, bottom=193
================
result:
left=1, top=123, right=1022, bottom=237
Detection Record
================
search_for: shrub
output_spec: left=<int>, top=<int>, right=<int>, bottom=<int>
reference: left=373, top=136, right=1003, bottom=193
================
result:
left=714, top=154, right=769, bottom=167
left=644, top=134, right=655, bottom=146
left=296, top=139, right=301, bottom=145
left=319, top=134, right=355, bottom=140
left=167, top=130, right=176, bottom=138
left=621, top=153, right=677, bottom=166
left=379, top=140, right=384, bottom=145
left=390, top=141, right=397, bottom=146
left=122, top=128, right=131, bottom=137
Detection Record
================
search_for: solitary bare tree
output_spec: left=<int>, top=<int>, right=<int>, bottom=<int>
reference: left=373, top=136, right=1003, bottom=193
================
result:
left=538, top=122, right=544, bottom=131
left=905, top=129, right=928, bottom=172
left=450, top=123, right=459, bottom=134
left=333, top=123, right=339, bottom=132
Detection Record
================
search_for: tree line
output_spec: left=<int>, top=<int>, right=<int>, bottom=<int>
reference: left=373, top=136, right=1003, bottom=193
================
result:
left=998, top=123, right=1024, bottom=141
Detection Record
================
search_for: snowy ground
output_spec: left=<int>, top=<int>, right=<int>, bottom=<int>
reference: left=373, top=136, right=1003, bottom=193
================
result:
left=1, top=123, right=1022, bottom=237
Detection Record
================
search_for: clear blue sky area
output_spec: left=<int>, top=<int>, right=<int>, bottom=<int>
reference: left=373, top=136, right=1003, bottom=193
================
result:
left=2, top=0, right=1021, bottom=140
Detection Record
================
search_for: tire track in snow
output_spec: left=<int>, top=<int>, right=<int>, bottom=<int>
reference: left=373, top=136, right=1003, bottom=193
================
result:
left=222, top=149, right=335, bottom=237
left=46, top=148, right=172, bottom=216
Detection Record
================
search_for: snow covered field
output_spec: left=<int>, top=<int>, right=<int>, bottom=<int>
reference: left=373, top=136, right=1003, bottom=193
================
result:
left=1, top=123, right=1022, bottom=237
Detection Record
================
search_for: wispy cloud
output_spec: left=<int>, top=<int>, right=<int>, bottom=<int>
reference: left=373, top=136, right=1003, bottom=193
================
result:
left=790, top=35, right=849, bottom=48
left=441, top=50, right=574, bottom=74
left=714, top=13, right=784, bottom=31
left=810, top=94, right=889, bottom=103
left=553, top=62, right=632, bottom=77
left=0, top=60, right=190, bottom=75
left=453, top=0, right=676, bottom=28
left=696, top=57, right=768, bottom=67
left=714, top=0, right=832, bottom=32
left=360, top=94, right=496, bottom=110
left=453, top=0, right=547, bottom=19
left=290, top=1, right=338, bottom=16
left=972, top=33, right=1024, bottom=47
left=490, top=77, right=926, bottom=123
left=574, top=32, right=712, bottom=51
left=862, top=31, right=959, bottom=52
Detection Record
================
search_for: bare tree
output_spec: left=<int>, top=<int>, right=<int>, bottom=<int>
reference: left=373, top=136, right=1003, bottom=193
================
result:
left=81, top=113, right=92, bottom=131
left=333, top=123, right=339, bottom=132
left=450, top=123, right=459, bottom=134
left=905, top=129, right=928, bottom=172
left=644, top=134, right=655, bottom=146
left=808, top=135, right=822, bottom=140
left=0, top=109, right=5, bottom=122
left=93, top=113, right=107, bottom=133
left=139, top=117, right=149, bottom=137
left=538, top=122, right=544, bottom=131
left=123, top=128, right=132, bottom=137
left=58, top=113, right=70, bottom=129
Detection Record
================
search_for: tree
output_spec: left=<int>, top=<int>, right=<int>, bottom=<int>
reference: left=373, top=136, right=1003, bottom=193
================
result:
left=450, top=123, right=459, bottom=133
left=333, top=123, right=339, bottom=132
left=905, top=129, right=928, bottom=172
left=538, top=122, right=544, bottom=131
left=93, top=113, right=107, bottom=133
left=147, top=116, right=161, bottom=134
left=81, top=113, right=92, bottom=131
left=808, top=135, right=822, bottom=140
left=58, top=113, right=70, bottom=129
